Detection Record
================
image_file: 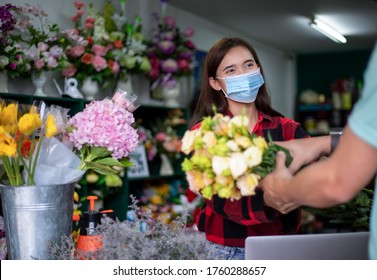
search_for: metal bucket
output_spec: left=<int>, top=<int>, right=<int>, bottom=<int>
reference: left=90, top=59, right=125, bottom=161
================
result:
left=0, top=183, right=75, bottom=260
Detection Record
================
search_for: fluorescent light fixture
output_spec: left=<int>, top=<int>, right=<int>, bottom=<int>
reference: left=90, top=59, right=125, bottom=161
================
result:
left=310, top=18, right=347, bottom=44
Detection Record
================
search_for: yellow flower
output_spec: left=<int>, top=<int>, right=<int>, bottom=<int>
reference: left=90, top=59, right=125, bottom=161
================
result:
left=253, top=137, right=268, bottom=151
left=0, top=103, right=18, bottom=135
left=45, top=114, right=58, bottom=138
left=0, top=126, right=17, bottom=157
left=18, top=112, right=42, bottom=136
left=236, top=173, right=260, bottom=196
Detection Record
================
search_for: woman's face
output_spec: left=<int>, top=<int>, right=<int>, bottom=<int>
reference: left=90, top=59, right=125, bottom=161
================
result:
left=210, top=45, right=259, bottom=92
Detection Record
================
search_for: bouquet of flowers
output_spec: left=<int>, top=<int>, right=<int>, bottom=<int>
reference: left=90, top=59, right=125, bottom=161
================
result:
left=147, top=13, right=196, bottom=90
left=61, top=2, right=120, bottom=86
left=181, top=112, right=292, bottom=201
left=0, top=91, right=139, bottom=186
left=101, top=0, right=151, bottom=83
left=0, top=4, right=30, bottom=79
left=9, top=3, right=68, bottom=74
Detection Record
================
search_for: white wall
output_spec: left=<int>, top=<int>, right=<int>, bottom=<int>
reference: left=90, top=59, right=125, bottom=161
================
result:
left=6, top=0, right=296, bottom=118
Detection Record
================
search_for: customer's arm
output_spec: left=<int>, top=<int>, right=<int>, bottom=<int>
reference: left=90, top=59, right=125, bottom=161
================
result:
left=274, top=135, right=331, bottom=173
left=262, top=126, right=377, bottom=214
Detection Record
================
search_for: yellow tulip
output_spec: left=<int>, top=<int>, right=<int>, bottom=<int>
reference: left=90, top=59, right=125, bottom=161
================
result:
left=45, top=114, right=58, bottom=138
left=0, top=126, right=17, bottom=157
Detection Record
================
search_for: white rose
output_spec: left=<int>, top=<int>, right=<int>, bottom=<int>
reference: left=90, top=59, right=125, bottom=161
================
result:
left=212, top=155, right=230, bottom=176
left=226, top=140, right=240, bottom=152
left=229, top=152, right=248, bottom=179
left=243, top=146, right=263, bottom=168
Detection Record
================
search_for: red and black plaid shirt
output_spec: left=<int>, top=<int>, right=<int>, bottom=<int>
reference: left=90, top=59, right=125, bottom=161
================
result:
left=190, top=111, right=309, bottom=247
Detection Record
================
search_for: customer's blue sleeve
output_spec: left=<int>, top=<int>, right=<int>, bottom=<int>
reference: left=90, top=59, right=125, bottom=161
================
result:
left=348, top=43, right=377, bottom=149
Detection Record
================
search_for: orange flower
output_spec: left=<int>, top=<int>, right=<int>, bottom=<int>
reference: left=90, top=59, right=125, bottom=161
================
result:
left=113, top=40, right=124, bottom=49
left=81, top=53, right=93, bottom=65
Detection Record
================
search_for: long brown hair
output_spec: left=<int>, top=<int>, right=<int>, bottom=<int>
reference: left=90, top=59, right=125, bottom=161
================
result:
left=190, top=37, right=283, bottom=127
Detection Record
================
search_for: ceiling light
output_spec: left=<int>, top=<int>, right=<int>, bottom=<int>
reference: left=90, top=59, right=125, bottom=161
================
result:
left=310, top=18, right=347, bottom=44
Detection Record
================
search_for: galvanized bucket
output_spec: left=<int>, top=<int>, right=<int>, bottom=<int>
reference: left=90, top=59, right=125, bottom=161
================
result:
left=0, top=183, right=75, bottom=260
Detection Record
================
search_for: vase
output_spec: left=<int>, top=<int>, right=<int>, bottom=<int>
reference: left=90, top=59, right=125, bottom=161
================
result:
left=159, top=154, right=174, bottom=176
left=0, top=182, right=75, bottom=260
left=0, top=70, right=8, bottom=93
left=31, top=71, right=47, bottom=97
left=81, top=77, right=99, bottom=100
left=117, top=77, right=133, bottom=94
left=161, top=80, right=181, bottom=107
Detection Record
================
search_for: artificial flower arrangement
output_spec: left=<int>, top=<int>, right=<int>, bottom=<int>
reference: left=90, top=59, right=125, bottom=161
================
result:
left=0, top=4, right=30, bottom=79
left=146, top=13, right=196, bottom=91
left=181, top=110, right=292, bottom=201
left=0, top=89, right=139, bottom=187
left=101, top=0, right=151, bottom=85
left=61, top=1, right=120, bottom=87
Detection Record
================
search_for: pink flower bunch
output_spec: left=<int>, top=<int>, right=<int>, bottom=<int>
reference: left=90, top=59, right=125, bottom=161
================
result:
left=68, top=98, right=139, bottom=160
left=61, top=2, right=120, bottom=84
left=147, top=13, right=196, bottom=88
left=23, top=42, right=67, bottom=73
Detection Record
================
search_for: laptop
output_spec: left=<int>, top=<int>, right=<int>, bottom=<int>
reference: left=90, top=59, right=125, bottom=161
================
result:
left=245, top=231, right=369, bottom=260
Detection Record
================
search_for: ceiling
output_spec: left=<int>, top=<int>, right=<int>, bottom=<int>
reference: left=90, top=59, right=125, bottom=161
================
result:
left=169, top=0, right=377, bottom=54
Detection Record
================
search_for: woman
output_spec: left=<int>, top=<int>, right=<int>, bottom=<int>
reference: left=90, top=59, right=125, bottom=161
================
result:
left=189, top=37, right=309, bottom=260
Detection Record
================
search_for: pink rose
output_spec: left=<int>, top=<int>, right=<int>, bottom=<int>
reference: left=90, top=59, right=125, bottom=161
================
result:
left=183, top=27, right=194, bottom=37
left=177, top=58, right=190, bottom=72
left=69, top=45, right=85, bottom=57
left=34, top=59, right=45, bottom=70
left=37, top=42, right=48, bottom=52
left=92, top=55, right=107, bottom=72
left=163, top=16, right=176, bottom=29
left=92, top=44, right=107, bottom=56
left=155, top=132, right=166, bottom=142
left=47, top=57, right=58, bottom=68
left=62, top=64, right=77, bottom=77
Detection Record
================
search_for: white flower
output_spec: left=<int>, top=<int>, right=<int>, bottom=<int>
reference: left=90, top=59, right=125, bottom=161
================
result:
left=243, top=146, right=263, bottom=168
left=212, top=155, right=230, bottom=176
left=229, top=152, right=248, bottom=179
left=226, top=139, right=240, bottom=152
left=181, top=130, right=198, bottom=154
left=230, top=115, right=248, bottom=128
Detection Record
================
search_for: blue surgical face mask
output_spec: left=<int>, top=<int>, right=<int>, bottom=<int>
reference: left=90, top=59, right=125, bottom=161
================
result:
left=217, top=68, right=265, bottom=103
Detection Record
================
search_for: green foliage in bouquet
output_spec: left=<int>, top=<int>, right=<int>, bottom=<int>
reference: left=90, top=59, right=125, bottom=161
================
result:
left=181, top=110, right=292, bottom=201
left=304, top=188, right=373, bottom=229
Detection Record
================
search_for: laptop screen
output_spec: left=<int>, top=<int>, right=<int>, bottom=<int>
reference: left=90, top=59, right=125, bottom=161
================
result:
left=245, top=231, right=369, bottom=260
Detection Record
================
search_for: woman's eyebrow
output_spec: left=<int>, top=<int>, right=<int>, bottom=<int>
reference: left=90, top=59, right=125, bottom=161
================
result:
left=222, top=64, right=235, bottom=72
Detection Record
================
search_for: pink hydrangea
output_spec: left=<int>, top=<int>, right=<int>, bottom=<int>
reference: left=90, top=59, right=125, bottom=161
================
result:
left=68, top=99, right=139, bottom=159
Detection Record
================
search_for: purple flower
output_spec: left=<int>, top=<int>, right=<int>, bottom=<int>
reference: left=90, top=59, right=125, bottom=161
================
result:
left=158, top=40, right=175, bottom=54
left=161, top=58, right=178, bottom=73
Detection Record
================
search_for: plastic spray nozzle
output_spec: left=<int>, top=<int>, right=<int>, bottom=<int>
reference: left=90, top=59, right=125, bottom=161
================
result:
left=87, top=195, right=98, bottom=212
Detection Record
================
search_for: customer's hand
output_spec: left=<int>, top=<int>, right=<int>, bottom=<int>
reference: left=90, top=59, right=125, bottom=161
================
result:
left=275, top=136, right=330, bottom=173
left=261, top=151, right=300, bottom=214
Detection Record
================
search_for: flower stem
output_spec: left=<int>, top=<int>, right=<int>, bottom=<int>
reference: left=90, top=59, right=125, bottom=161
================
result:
left=1, top=156, right=17, bottom=186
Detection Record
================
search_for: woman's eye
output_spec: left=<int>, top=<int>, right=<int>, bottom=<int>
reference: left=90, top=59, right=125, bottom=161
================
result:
left=225, top=68, right=235, bottom=75
left=246, top=62, right=255, bottom=69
